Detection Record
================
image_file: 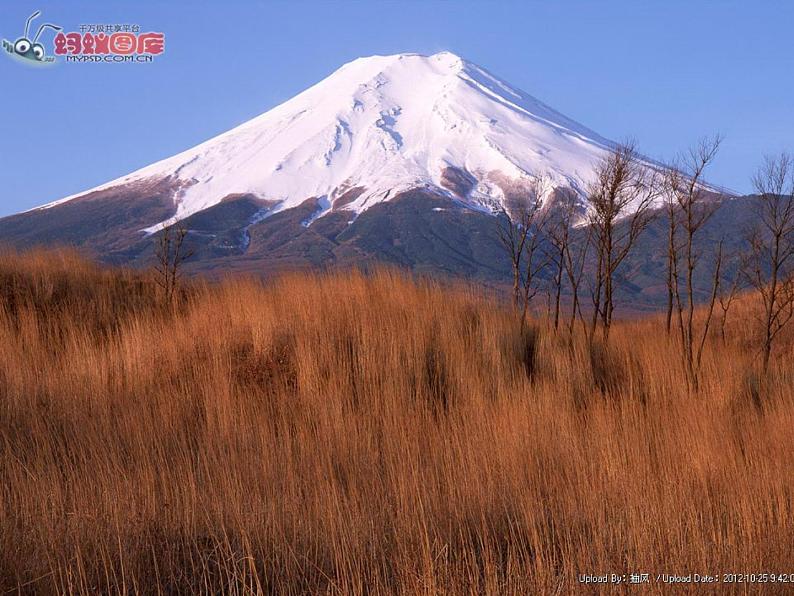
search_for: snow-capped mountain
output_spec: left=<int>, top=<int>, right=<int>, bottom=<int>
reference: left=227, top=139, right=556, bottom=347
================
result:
left=1, top=50, right=740, bottom=306
left=39, top=51, right=618, bottom=231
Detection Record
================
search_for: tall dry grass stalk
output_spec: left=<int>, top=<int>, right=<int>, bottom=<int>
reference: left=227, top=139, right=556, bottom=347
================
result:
left=1, top=249, right=793, bottom=594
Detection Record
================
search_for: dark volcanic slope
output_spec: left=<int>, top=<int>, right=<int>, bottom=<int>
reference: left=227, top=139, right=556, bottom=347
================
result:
left=0, top=186, right=760, bottom=310
left=0, top=179, right=178, bottom=264
left=181, top=191, right=513, bottom=284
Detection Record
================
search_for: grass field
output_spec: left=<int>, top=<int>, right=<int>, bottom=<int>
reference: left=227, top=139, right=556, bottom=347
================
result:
left=1, top=249, right=793, bottom=594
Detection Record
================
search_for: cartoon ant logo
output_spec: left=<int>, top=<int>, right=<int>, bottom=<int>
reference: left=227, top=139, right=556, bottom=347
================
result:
left=2, top=11, right=62, bottom=65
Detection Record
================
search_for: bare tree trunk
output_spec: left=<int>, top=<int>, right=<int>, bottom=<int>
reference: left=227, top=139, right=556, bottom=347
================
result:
left=564, top=226, right=591, bottom=337
left=743, top=152, right=794, bottom=374
left=718, top=266, right=741, bottom=344
left=694, top=241, right=723, bottom=379
left=552, top=258, right=563, bottom=330
left=665, top=197, right=678, bottom=335
left=602, top=224, right=613, bottom=338
left=520, top=218, right=549, bottom=330
left=589, top=244, right=604, bottom=344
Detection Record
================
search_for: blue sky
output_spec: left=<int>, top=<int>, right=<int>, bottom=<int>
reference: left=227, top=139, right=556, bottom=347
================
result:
left=0, top=0, right=792, bottom=217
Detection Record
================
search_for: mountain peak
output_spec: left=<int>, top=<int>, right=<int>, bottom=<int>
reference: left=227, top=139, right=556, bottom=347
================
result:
left=346, top=50, right=466, bottom=67
left=37, top=51, right=618, bottom=231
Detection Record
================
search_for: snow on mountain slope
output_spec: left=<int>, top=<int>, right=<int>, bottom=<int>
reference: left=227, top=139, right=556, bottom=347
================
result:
left=38, top=51, right=622, bottom=231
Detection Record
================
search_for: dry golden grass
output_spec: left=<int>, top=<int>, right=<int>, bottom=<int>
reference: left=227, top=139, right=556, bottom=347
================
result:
left=1, top=249, right=793, bottom=594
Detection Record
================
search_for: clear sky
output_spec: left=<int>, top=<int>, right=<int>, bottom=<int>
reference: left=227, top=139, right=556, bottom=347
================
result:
left=0, top=0, right=792, bottom=217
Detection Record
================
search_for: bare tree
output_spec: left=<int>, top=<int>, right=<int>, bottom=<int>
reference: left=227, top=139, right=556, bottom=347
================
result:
left=743, top=152, right=794, bottom=373
left=154, top=224, right=193, bottom=304
left=564, top=224, right=591, bottom=336
left=498, top=205, right=530, bottom=310
left=545, top=188, right=583, bottom=332
left=717, top=265, right=742, bottom=344
left=586, top=141, right=660, bottom=342
left=498, top=175, right=549, bottom=325
left=665, top=135, right=723, bottom=388
left=519, top=209, right=550, bottom=326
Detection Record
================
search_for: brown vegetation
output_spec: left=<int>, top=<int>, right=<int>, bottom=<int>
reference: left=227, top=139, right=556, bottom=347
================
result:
left=1, top=249, right=793, bottom=594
